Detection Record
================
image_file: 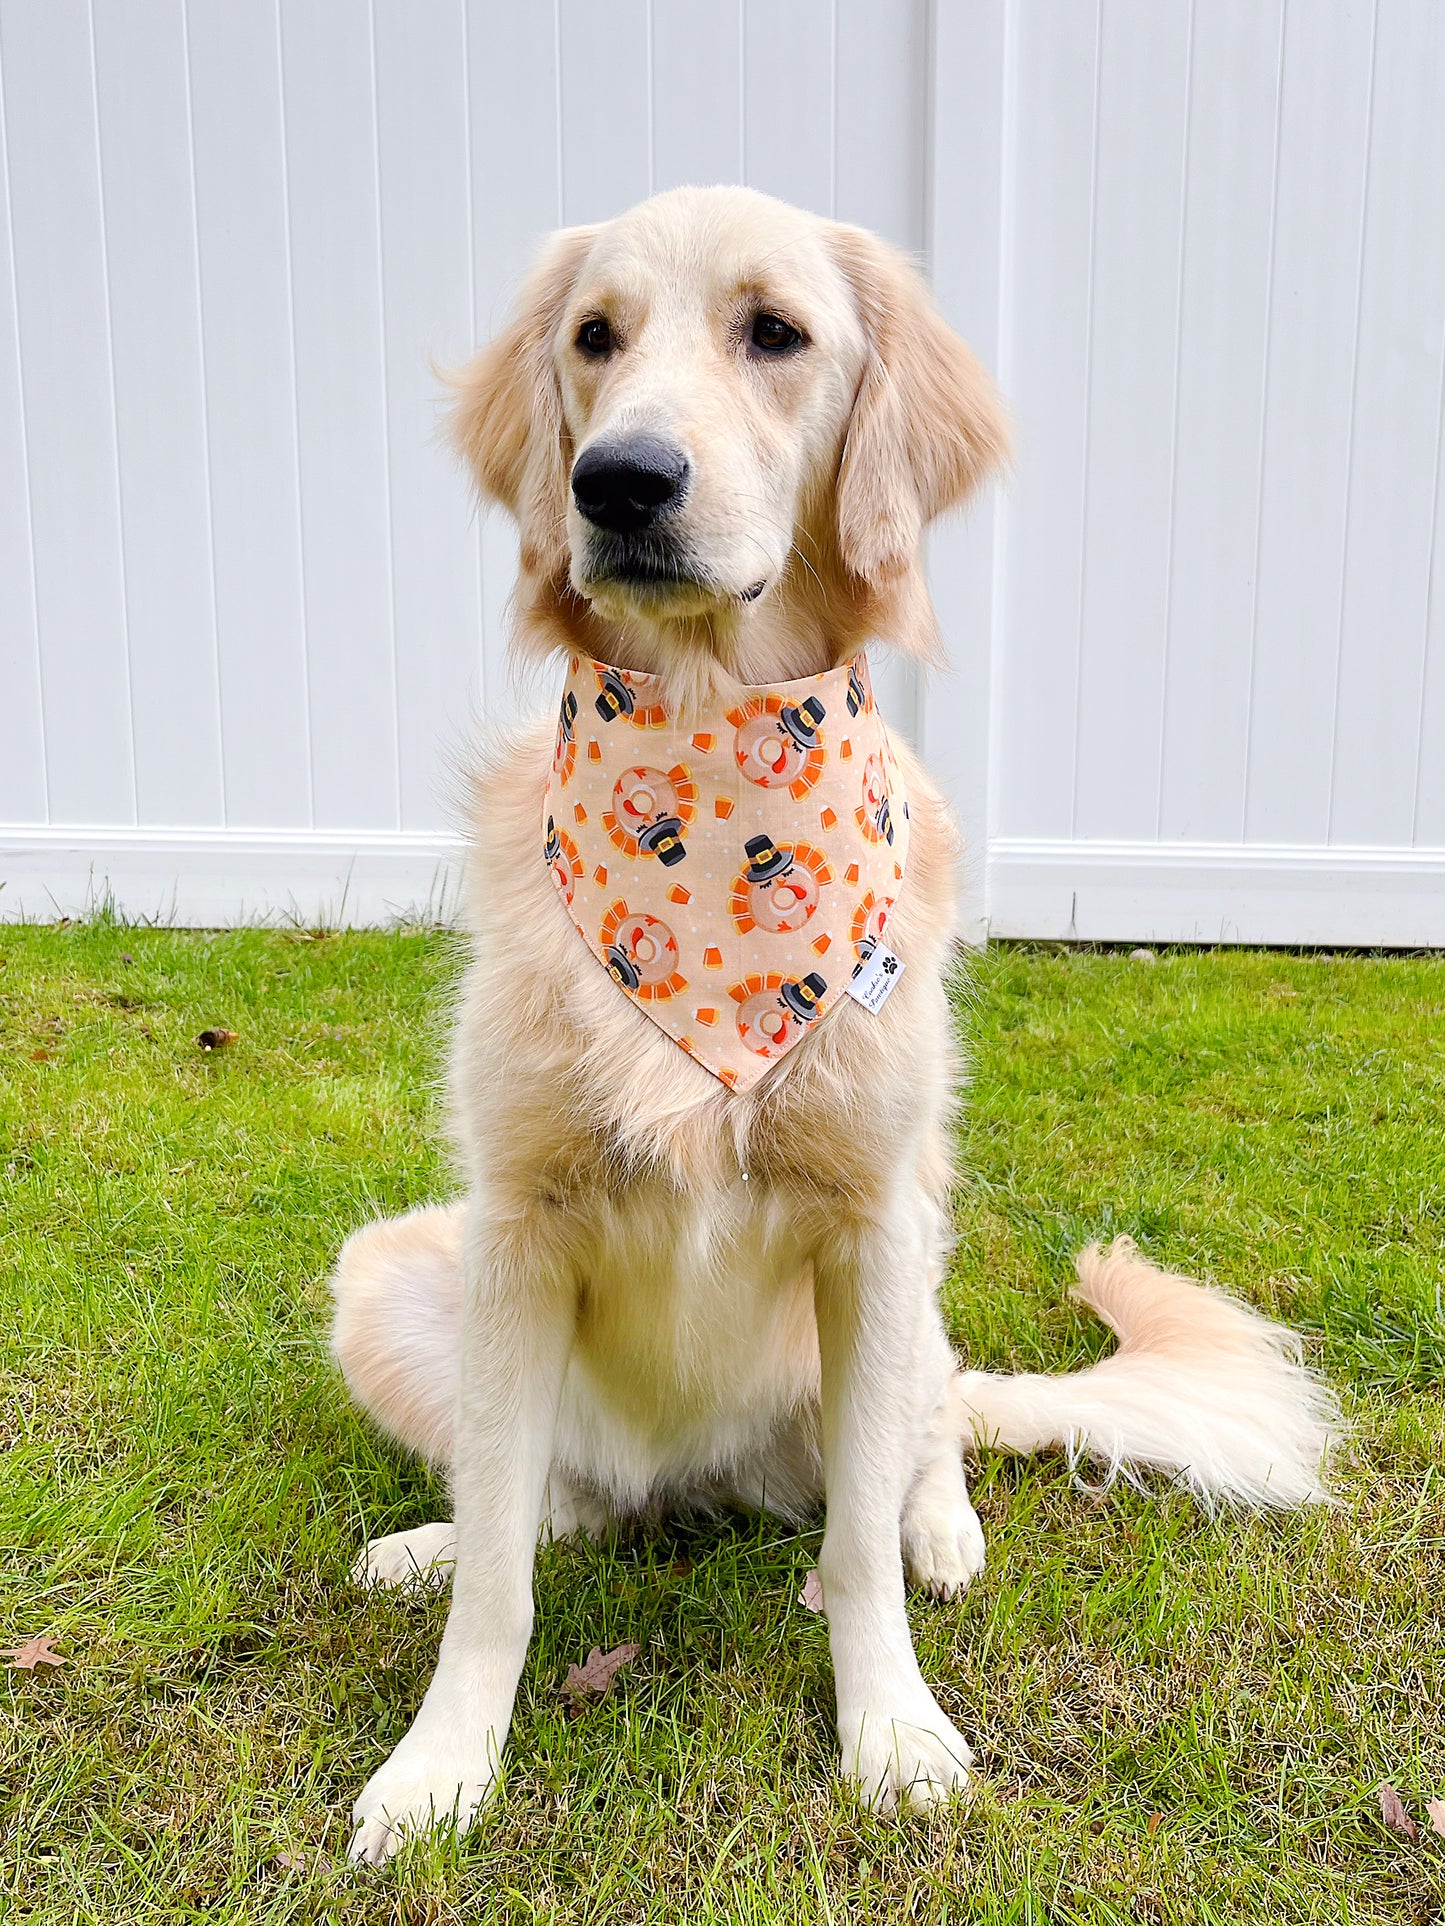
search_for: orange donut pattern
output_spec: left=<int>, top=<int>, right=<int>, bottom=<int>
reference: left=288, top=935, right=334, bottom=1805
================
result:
left=542, top=650, right=908, bottom=1091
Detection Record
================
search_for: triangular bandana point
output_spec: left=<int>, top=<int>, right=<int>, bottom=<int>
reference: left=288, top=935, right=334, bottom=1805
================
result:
left=543, top=652, right=909, bottom=1091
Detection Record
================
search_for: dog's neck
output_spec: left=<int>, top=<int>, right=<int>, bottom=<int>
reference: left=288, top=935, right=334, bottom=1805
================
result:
left=592, top=580, right=837, bottom=713
left=521, top=512, right=876, bottom=720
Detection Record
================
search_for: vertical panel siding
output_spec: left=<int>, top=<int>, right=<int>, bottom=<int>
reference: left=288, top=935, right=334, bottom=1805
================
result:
left=4, top=0, right=1444, bottom=937
left=1070, top=0, right=1190, bottom=841
left=1156, top=0, right=1283, bottom=843
left=1, top=0, right=135, bottom=824
left=833, top=0, right=926, bottom=247
left=0, top=28, right=47, bottom=825
left=1328, top=0, right=1445, bottom=847
left=742, top=0, right=835, bottom=215
left=187, top=0, right=312, bottom=828
left=992, top=0, right=1099, bottom=841
left=1414, top=450, right=1445, bottom=845
left=1242, top=0, right=1376, bottom=844
left=279, top=0, right=399, bottom=832
left=651, top=3, right=742, bottom=190
left=375, top=0, right=482, bottom=832
left=558, top=1, right=652, bottom=223
left=92, top=0, right=224, bottom=828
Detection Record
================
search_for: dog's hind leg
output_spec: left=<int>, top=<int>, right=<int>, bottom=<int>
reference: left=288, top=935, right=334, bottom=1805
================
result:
left=900, top=1323, right=986, bottom=1601
left=331, top=1204, right=602, bottom=1592
left=355, top=1519, right=458, bottom=1589
left=352, top=1471, right=601, bottom=1590
left=331, top=1203, right=467, bottom=1469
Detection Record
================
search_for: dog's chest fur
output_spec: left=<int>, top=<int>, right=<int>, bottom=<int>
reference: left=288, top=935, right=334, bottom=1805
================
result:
left=447, top=716, right=960, bottom=1496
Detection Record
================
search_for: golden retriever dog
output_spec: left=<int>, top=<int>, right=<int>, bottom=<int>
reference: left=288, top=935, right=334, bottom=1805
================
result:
left=329, top=186, right=1341, bottom=1863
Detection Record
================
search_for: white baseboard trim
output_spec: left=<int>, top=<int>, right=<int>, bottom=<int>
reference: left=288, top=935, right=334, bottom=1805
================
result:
left=986, top=837, right=1445, bottom=946
left=0, top=825, right=466, bottom=927
left=4, top=826, right=1442, bottom=944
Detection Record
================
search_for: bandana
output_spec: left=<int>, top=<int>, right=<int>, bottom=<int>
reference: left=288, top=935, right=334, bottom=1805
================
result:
left=541, top=650, right=909, bottom=1092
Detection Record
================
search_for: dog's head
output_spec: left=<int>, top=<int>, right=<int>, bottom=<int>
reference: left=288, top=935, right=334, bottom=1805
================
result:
left=451, top=187, right=1008, bottom=676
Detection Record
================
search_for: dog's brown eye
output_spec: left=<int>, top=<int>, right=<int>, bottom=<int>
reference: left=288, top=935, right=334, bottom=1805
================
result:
left=751, top=313, right=802, bottom=354
left=576, top=318, right=614, bottom=358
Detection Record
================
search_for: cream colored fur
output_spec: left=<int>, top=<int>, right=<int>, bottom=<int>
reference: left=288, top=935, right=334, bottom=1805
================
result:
left=328, top=187, right=1341, bottom=1864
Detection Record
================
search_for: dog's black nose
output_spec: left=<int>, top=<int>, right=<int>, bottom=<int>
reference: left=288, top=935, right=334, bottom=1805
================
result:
left=571, top=437, right=690, bottom=534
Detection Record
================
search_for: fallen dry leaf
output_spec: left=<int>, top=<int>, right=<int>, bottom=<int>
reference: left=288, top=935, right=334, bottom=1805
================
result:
left=4, top=1633, right=67, bottom=1671
left=1426, top=1797, right=1445, bottom=1838
left=1146, top=1812, right=1161, bottom=1837
left=29, top=1049, right=50, bottom=1063
left=274, top=1849, right=312, bottom=1873
left=563, top=1642, right=639, bottom=1700
left=1378, top=1783, right=1418, bottom=1840
left=196, top=1028, right=238, bottom=1051
left=798, top=1568, right=825, bottom=1613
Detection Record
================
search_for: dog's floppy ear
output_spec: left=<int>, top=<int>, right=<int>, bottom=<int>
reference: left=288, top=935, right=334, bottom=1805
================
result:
left=447, top=226, right=597, bottom=587
left=828, top=226, right=1011, bottom=649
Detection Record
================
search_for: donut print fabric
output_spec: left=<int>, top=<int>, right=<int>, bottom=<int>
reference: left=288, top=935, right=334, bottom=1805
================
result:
left=541, top=651, right=910, bottom=1092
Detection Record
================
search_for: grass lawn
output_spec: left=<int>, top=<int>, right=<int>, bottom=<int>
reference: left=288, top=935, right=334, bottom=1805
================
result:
left=2, top=924, right=1443, bottom=1925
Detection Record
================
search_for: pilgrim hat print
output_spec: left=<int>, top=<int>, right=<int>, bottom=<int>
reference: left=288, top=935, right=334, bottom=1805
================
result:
left=743, top=833, right=795, bottom=884
left=596, top=669, right=636, bottom=722
left=543, top=815, right=562, bottom=865
left=779, top=972, right=827, bottom=1020
left=846, top=664, right=865, bottom=717
left=637, top=817, right=687, bottom=865
left=605, top=945, right=641, bottom=990
left=778, top=695, right=825, bottom=748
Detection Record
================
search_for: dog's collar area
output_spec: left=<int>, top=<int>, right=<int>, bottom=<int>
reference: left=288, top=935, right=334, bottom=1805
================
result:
left=542, top=649, right=910, bottom=1092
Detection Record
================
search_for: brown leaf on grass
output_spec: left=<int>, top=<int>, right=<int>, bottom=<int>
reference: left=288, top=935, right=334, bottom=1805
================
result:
left=563, top=1642, right=639, bottom=1700
left=1378, top=1784, right=1418, bottom=1840
left=1426, top=1798, right=1445, bottom=1838
left=29, top=1049, right=50, bottom=1063
left=798, top=1568, right=825, bottom=1613
left=1146, top=1812, right=1161, bottom=1837
left=196, top=1028, right=238, bottom=1051
left=4, top=1634, right=67, bottom=1671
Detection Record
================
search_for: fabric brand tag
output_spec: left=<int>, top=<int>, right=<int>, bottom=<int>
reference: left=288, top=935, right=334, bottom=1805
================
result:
left=845, top=943, right=904, bottom=1012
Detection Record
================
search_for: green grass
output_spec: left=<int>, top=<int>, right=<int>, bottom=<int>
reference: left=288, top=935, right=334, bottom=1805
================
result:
left=2, top=925, right=1443, bottom=1924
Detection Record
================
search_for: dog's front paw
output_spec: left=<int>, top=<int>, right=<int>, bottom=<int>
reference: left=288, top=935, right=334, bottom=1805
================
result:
left=838, top=1693, right=973, bottom=1813
left=349, top=1728, right=499, bottom=1864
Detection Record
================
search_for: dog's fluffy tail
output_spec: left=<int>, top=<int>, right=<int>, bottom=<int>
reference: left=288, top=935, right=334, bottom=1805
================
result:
left=955, top=1236, right=1342, bottom=1508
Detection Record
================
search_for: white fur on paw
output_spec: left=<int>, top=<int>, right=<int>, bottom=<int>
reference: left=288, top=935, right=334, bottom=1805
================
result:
left=352, top=1522, right=456, bottom=1591
left=902, top=1495, right=986, bottom=1601
left=838, top=1695, right=973, bottom=1813
left=348, top=1733, right=498, bottom=1865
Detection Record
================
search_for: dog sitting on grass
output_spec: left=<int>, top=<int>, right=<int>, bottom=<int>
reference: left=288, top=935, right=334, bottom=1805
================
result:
left=329, top=186, right=1341, bottom=1864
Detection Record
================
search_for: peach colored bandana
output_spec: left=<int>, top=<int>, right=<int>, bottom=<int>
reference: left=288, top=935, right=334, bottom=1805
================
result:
left=543, top=650, right=909, bottom=1091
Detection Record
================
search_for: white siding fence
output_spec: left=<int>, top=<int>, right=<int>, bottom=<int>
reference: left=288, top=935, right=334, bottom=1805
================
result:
left=2, top=0, right=1443, bottom=943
